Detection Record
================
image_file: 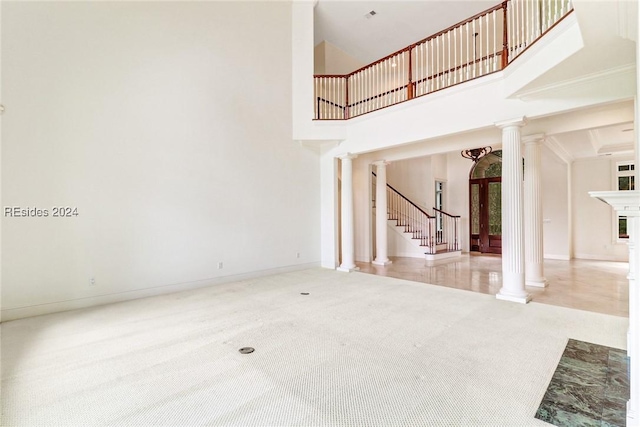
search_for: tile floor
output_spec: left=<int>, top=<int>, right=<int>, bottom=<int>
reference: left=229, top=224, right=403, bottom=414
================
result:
left=535, top=339, right=630, bottom=427
left=356, top=254, right=629, bottom=317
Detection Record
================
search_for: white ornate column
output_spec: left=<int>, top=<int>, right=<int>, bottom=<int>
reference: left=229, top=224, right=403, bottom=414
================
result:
left=337, top=153, right=359, bottom=272
left=372, top=161, right=392, bottom=266
left=590, top=191, right=640, bottom=426
left=496, top=118, right=531, bottom=303
left=523, top=134, right=548, bottom=287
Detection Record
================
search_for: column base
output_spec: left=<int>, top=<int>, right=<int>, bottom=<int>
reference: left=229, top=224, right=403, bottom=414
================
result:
left=372, top=259, right=392, bottom=266
left=337, top=266, right=360, bottom=273
left=496, top=291, right=531, bottom=304
left=526, top=278, right=548, bottom=288
left=627, top=406, right=637, bottom=427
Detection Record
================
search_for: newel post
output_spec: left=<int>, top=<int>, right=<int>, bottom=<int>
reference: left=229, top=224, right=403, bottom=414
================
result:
left=344, top=76, right=350, bottom=119
left=407, top=46, right=414, bottom=100
left=502, top=1, right=509, bottom=69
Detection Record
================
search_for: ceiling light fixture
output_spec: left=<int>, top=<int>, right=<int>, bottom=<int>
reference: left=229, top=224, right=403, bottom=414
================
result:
left=461, top=147, right=492, bottom=162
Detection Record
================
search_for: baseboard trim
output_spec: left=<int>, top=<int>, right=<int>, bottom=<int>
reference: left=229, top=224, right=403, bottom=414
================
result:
left=391, top=251, right=425, bottom=259
left=1, top=262, right=320, bottom=322
left=544, top=254, right=571, bottom=261
left=573, top=253, right=628, bottom=262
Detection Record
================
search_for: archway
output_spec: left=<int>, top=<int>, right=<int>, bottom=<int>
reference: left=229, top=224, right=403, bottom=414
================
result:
left=469, top=151, right=502, bottom=254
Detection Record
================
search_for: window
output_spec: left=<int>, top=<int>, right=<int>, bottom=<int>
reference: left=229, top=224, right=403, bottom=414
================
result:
left=617, top=162, right=634, bottom=239
left=435, top=181, right=444, bottom=232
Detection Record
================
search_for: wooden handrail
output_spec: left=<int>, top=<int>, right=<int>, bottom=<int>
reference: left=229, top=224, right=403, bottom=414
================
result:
left=433, top=207, right=460, bottom=219
left=373, top=172, right=433, bottom=218
left=314, top=0, right=574, bottom=121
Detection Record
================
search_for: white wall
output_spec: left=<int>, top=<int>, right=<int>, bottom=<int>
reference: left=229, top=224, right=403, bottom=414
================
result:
left=314, top=41, right=364, bottom=75
left=2, top=2, right=320, bottom=320
left=387, top=156, right=432, bottom=211
left=572, top=157, right=629, bottom=261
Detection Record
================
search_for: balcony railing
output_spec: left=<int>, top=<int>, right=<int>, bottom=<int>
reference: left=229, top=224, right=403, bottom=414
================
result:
left=314, top=0, right=573, bottom=120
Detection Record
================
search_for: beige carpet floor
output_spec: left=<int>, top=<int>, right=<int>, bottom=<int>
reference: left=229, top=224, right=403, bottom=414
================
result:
left=0, top=268, right=628, bottom=426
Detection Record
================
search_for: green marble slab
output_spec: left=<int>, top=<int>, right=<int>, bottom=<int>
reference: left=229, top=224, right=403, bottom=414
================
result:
left=535, top=339, right=629, bottom=427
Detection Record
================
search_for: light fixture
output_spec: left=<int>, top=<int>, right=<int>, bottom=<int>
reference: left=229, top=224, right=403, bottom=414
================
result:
left=461, top=146, right=492, bottom=162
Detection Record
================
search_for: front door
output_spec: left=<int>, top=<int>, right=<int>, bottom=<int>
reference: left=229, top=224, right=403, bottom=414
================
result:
left=469, top=178, right=502, bottom=254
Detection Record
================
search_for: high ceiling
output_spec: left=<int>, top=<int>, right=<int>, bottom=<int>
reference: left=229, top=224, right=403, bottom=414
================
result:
left=314, top=0, right=497, bottom=64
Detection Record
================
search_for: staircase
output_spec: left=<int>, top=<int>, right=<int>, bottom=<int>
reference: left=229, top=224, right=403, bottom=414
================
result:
left=373, top=173, right=461, bottom=261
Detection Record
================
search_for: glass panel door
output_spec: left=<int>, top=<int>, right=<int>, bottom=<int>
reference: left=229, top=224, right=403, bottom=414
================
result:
left=469, top=178, right=501, bottom=254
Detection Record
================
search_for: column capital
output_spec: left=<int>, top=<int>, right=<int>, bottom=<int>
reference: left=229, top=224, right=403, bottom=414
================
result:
left=522, top=133, right=546, bottom=144
left=495, top=116, right=527, bottom=129
left=372, top=160, right=390, bottom=167
left=338, top=153, right=358, bottom=160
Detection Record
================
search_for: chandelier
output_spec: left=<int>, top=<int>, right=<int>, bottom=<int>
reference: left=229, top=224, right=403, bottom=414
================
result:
left=461, top=146, right=492, bottom=163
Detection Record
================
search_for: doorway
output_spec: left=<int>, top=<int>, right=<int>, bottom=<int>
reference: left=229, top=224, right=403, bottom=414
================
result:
left=469, top=151, right=502, bottom=254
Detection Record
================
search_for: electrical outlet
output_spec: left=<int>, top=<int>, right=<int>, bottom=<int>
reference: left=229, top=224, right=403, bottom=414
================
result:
left=217, top=262, right=223, bottom=269
left=89, top=277, right=96, bottom=286
left=296, top=252, right=300, bottom=259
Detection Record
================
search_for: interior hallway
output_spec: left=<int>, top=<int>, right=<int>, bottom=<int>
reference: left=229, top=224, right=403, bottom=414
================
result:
left=356, top=255, right=629, bottom=317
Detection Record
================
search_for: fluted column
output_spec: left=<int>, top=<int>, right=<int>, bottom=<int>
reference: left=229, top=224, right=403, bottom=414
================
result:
left=337, top=154, right=359, bottom=272
left=496, top=118, right=531, bottom=303
left=372, top=161, right=392, bottom=266
left=523, top=134, right=548, bottom=287
left=628, top=217, right=639, bottom=424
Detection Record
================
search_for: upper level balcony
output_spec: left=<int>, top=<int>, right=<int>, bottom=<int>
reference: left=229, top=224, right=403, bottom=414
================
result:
left=313, top=0, right=574, bottom=121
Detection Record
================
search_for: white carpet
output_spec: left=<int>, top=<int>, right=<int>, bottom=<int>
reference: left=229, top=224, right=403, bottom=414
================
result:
left=1, top=268, right=628, bottom=426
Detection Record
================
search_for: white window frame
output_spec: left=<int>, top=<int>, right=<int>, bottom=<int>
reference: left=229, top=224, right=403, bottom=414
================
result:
left=615, top=160, right=634, bottom=242
left=434, top=180, right=446, bottom=232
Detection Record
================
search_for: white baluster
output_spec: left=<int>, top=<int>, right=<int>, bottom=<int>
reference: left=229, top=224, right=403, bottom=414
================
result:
left=466, top=23, right=470, bottom=79
left=472, top=20, right=476, bottom=77
left=459, top=25, right=463, bottom=82
left=447, top=31, right=451, bottom=86
left=495, top=10, right=498, bottom=70
left=485, top=12, right=489, bottom=74
left=369, top=67, right=372, bottom=112
left=404, top=51, right=407, bottom=100
left=321, top=77, right=325, bottom=119
left=518, top=0, right=527, bottom=48
left=480, top=15, right=484, bottom=75
left=429, top=38, right=433, bottom=91
left=384, top=59, right=393, bottom=105
left=453, top=30, right=457, bottom=84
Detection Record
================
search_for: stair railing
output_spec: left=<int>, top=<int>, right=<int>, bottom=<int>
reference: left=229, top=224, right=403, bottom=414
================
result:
left=386, top=185, right=436, bottom=252
left=373, top=173, right=459, bottom=254
left=434, top=208, right=461, bottom=252
left=315, top=0, right=573, bottom=120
